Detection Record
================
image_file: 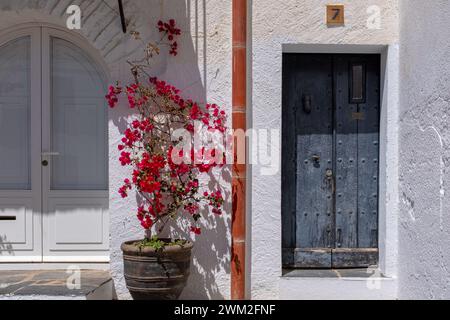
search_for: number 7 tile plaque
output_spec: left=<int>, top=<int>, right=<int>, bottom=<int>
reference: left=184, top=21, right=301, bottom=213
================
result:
left=327, top=4, right=345, bottom=25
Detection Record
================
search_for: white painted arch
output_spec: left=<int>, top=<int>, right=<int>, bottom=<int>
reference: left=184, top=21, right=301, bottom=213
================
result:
left=0, top=22, right=111, bottom=82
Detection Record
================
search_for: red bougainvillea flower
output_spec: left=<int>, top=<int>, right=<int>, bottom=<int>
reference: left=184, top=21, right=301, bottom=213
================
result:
left=105, top=85, right=122, bottom=108
left=119, top=151, right=131, bottom=166
left=190, top=226, right=201, bottom=235
left=118, top=179, right=132, bottom=198
left=189, top=103, right=202, bottom=120
left=107, top=19, right=227, bottom=239
left=157, top=19, right=181, bottom=56
left=184, top=203, right=199, bottom=215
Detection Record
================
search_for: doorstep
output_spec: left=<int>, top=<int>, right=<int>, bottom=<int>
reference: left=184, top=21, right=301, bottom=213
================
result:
left=0, top=270, right=114, bottom=300
left=279, top=268, right=397, bottom=300
left=282, top=268, right=381, bottom=278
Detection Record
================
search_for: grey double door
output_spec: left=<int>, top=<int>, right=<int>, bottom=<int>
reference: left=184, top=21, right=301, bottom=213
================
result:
left=282, top=54, right=380, bottom=268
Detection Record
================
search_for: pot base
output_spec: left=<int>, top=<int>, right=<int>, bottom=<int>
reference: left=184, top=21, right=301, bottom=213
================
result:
left=121, top=239, right=193, bottom=300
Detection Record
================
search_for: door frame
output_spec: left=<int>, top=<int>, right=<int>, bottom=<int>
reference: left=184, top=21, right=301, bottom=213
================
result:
left=0, top=24, right=111, bottom=263
left=281, top=43, right=400, bottom=277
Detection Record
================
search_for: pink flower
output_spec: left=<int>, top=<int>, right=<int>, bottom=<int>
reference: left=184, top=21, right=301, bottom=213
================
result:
left=105, top=86, right=122, bottom=108
left=119, top=151, right=131, bottom=166
left=118, top=179, right=132, bottom=198
left=157, top=19, right=181, bottom=56
left=106, top=19, right=228, bottom=238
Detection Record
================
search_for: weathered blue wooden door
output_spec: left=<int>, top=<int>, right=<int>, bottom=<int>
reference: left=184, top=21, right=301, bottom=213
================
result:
left=282, top=54, right=380, bottom=268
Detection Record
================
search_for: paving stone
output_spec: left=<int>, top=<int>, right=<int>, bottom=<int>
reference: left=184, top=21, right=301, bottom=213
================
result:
left=0, top=270, right=111, bottom=298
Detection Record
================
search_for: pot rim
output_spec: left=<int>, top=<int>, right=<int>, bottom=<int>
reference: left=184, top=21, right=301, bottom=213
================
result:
left=121, top=238, right=194, bottom=254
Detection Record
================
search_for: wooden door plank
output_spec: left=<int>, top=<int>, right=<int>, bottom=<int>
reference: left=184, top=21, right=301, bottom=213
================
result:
left=332, top=248, right=378, bottom=268
left=283, top=248, right=332, bottom=268
left=295, top=248, right=332, bottom=268
left=334, top=55, right=358, bottom=249
left=281, top=53, right=297, bottom=251
left=356, top=55, right=380, bottom=248
left=295, top=54, right=334, bottom=251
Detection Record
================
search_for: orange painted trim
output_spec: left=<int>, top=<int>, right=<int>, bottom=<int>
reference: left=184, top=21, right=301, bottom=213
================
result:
left=231, top=0, right=247, bottom=300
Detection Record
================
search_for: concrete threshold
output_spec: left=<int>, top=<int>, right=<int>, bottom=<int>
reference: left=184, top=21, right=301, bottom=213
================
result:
left=282, top=268, right=385, bottom=278
left=279, top=268, right=397, bottom=300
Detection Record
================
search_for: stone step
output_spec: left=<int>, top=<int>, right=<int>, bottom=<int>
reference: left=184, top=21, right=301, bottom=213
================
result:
left=0, top=270, right=114, bottom=300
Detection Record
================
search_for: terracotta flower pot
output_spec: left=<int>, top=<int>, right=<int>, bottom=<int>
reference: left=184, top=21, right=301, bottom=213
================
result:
left=121, top=239, right=193, bottom=300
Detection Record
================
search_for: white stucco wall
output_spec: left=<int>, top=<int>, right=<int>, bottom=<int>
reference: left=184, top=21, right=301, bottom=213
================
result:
left=12, top=0, right=450, bottom=301
left=250, top=0, right=399, bottom=299
left=398, top=0, right=450, bottom=299
left=0, top=0, right=231, bottom=300
left=106, top=0, right=233, bottom=300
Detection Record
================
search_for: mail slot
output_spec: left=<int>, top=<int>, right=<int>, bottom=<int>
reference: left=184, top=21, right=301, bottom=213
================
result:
left=0, top=216, right=16, bottom=221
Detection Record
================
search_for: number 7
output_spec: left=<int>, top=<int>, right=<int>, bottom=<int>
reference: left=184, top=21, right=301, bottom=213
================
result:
left=332, top=8, right=340, bottom=20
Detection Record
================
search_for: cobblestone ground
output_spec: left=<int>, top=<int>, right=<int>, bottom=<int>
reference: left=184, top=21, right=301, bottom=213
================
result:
left=0, top=270, right=111, bottom=299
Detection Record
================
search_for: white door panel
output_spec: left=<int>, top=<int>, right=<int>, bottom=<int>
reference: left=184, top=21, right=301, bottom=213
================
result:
left=0, top=194, right=33, bottom=249
left=44, top=194, right=108, bottom=253
left=42, top=28, right=109, bottom=261
left=0, top=30, right=42, bottom=261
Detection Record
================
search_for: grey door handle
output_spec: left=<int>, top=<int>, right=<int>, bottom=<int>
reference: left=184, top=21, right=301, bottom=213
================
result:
left=41, top=151, right=60, bottom=156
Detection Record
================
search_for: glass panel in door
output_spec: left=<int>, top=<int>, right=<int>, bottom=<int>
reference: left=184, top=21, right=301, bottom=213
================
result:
left=0, top=37, right=31, bottom=190
left=50, top=38, right=108, bottom=190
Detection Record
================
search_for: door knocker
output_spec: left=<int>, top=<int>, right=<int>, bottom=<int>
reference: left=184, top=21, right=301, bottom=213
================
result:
left=302, top=94, right=312, bottom=114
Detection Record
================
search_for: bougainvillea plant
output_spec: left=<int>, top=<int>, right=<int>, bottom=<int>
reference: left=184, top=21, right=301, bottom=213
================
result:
left=106, top=19, right=226, bottom=245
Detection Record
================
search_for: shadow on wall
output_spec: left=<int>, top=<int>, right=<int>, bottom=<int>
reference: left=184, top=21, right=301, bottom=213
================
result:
left=111, top=0, right=231, bottom=300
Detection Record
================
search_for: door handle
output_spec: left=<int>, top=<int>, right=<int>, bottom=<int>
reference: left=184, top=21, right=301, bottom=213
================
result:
left=325, top=169, right=335, bottom=195
left=41, top=152, right=60, bottom=156
left=337, top=228, right=342, bottom=248
left=302, top=94, right=312, bottom=114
